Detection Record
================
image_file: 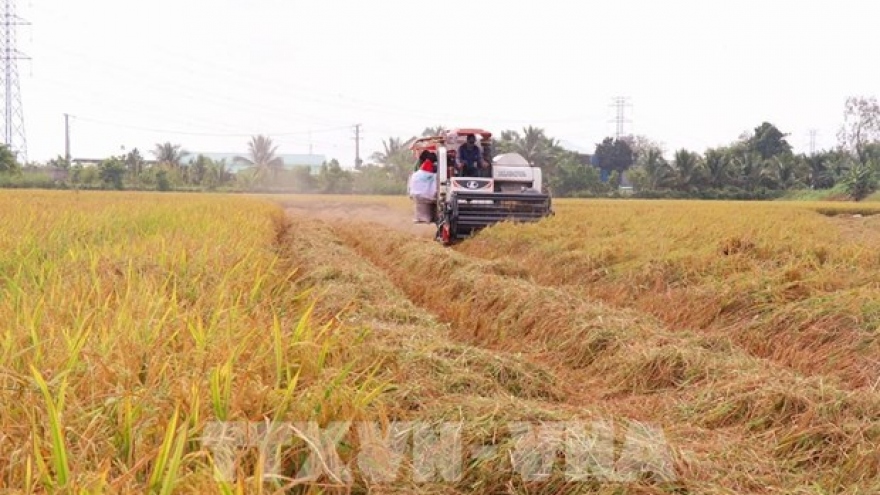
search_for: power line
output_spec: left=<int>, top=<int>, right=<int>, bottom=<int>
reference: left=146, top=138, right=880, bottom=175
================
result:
left=69, top=115, right=350, bottom=138
left=38, top=41, right=409, bottom=126
left=33, top=76, right=263, bottom=136
left=1, top=0, right=28, bottom=162
left=34, top=44, right=349, bottom=130
left=36, top=38, right=607, bottom=158
left=40, top=38, right=605, bottom=128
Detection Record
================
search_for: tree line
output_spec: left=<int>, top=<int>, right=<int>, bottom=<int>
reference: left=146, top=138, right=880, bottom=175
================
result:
left=623, top=97, right=880, bottom=201
left=0, top=135, right=361, bottom=193
left=0, top=95, right=877, bottom=200
left=365, top=95, right=880, bottom=201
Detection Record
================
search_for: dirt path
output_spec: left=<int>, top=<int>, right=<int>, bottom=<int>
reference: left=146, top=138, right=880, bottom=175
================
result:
left=279, top=198, right=437, bottom=238
left=280, top=196, right=880, bottom=244
left=831, top=212, right=880, bottom=244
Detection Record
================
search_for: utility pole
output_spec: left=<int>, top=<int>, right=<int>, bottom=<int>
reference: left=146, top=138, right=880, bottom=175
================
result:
left=609, top=96, right=632, bottom=140
left=64, top=113, right=70, bottom=163
left=353, top=123, right=362, bottom=168
left=1, top=0, right=29, bottom=163
left=308, top=129, right=313, bottom=155
left=809, top=129, right=818, bottom=156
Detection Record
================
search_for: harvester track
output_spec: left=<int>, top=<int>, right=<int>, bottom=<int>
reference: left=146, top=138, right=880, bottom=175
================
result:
left=278, top=200, right=880, bottom=494
left=310, top=216, right=880, bottom=494
left=281, top=213, right=652, bottom=493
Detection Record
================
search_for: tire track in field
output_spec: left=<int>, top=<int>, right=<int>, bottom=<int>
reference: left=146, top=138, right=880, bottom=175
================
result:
left=282, top=212, right=694, bottom=493
left=285, top=212, right=796, bottom=493
left=282, top=212, right=666, bottom=420
left=283, top=213, right=568, bottom=402
left=278, top=197, right=880, bottom=392
left=319, top=217, right=880, bottom=494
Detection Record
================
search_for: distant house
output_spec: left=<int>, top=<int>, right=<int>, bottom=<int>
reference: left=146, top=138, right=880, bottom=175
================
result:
left=71, top=158, right=104, bottom=167
left=72, top=157, right=159, bottom=168
left=183, top=153, right=327, bottom=174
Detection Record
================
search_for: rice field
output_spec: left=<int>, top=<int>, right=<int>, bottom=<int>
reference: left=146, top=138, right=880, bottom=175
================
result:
left=0, top=191, right=387, bottom=493
left=3, top=189, right=880, bottom=494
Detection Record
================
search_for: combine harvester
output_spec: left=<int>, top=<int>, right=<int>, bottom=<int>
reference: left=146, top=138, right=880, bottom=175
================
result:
left=409, top=128, right=553, bottom=245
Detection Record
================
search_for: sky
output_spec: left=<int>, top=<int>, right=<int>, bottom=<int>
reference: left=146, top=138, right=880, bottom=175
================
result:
left=12, top=0, right=880, bottom=166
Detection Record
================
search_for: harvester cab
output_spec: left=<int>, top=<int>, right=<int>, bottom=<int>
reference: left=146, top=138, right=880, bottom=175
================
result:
left=409, top=128, right=553, bottom=245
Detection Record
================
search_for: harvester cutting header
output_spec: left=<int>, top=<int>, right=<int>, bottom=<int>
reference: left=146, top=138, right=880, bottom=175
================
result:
left=407, top=128, right=553, bottom=245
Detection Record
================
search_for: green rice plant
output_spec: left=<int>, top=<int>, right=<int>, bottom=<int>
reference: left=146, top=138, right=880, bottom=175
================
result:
left=209, top=357, right=234, bottom=422
left=31, top=366, right=70, bottom=489
left=147, top=404, right=188, bottom=495
left=271, top=312, right=286, bottom=389
left=115, top=395, right=138, bottom=465
left=271, top=370, right=301, bottom=422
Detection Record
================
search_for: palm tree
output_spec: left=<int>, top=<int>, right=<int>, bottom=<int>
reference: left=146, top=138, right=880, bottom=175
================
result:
left=515, top=126, right=560, bottom=167
left=370, top=136, right=417, bottom=181
left=805, top=154, right=833, bottom=189
left=730, top=151, right=764, bottom=191
left=152, top=142, right=189, bottom=169
left=496, top=127, right=561, bottom=176
left=640, top=148, right=675, bottom=189
left=421, top=126, right=446, bottom=137
left=703, top=149, right=733, bottom=188
left=672, top=149, right=705, bottom=191
left=234, top=135, right=284, bottom=184
left=370, top=137, right=413, bottom=165
left=760, top=155, right=808, bottom=190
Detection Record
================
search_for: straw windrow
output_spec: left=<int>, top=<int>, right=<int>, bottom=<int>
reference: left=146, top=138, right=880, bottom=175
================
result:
left=322, top=213, right=880, bottom=493
left=459, top=200, right=880, bottom=389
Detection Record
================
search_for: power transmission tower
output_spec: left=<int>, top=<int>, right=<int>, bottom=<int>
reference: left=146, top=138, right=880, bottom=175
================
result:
left=353, top=124, right=362, bottom=168
left=609, top=96, right=632, bottom=140
left=64, top=113, right=70, bottom=163
left=809, top=129, right=818, bottom=156
left=1, top=0, right=28, bottom=163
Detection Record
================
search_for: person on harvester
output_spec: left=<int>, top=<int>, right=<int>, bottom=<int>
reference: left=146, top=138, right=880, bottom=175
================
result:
left=415, top=150, right=434, bottom=172
left=456, top=134, right=482, bottom=176
left=408, top=152, right=438, bottom=223
left=418, top=151, right=438, bottom=173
